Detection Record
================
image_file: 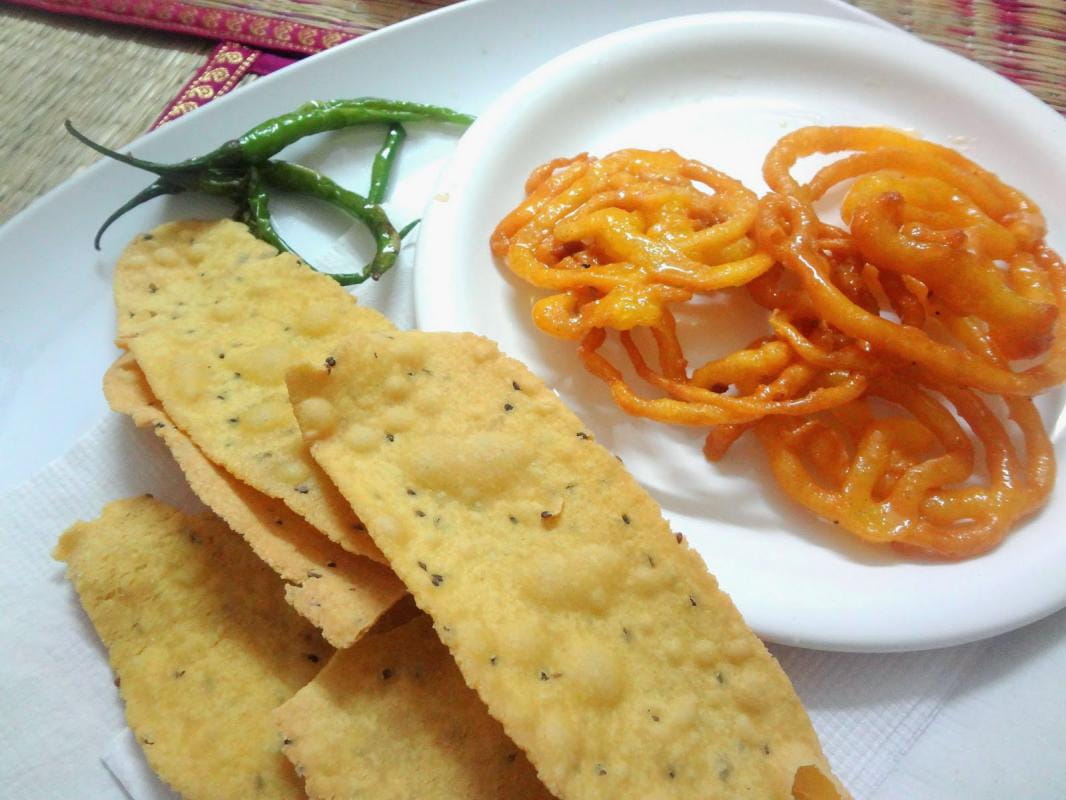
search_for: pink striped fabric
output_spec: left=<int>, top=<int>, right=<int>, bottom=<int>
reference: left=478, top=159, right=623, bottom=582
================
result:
left=7, top=0, right=358, bottom=54
left=150, top=40, right=263, bottom=127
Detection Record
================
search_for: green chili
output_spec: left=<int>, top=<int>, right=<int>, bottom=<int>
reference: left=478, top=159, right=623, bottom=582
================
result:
left=70, top=97, right=474, bottom=284
left=69, top=98, right=470, bottom=179
left=233, top=99, right=472, bottom=165
left=369, top=123, right=406, bottom=204
left=252, top=161, right=400, bottom=285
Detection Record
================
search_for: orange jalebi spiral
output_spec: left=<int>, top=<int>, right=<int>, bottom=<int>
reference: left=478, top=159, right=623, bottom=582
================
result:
left=492, top=149, right=774, bottom=331
left=755, top=373, right=1054, bottom=559
left=758, top=127, right=1066, bottom=394
left=492, top=131, right=1065, bottom=559
left=492, top=148, right=867, bottom=428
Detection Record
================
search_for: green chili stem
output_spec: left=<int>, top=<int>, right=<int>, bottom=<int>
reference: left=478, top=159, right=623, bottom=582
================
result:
left=195, top=169, right=251, bottom=196
left=398, top=219, right=421, bottom=239
left=66, top=121, right=187, bottom=176
left=368, top=123, right=406, bottom=204
left=91, top=163, right=249, bottom=247
left=241, top=170, right=291, bottom=253
left=94, top=180, right=182, bottom=250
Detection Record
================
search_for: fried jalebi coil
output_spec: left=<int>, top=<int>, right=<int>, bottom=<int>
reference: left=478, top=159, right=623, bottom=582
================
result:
left=849, top=189, right=1055, bottom=359
left=492, top=149, right=773, bottom=338
left=754, top=192, right=1066, bottom=395
left=492, top=132, right=1062, bottom=560
left=748, top=267, right=1056, bottom=558
left=758, top=126, right=1066, bottom=392
left=494, top=148, right=862, bottom=427
left=756, top=374, right=1054, bottom=559
left=763, top=126, right=1043, bottom=237
left=699, top=315, right=878, bottom=461
left=577, top=324, right=868, bottom=427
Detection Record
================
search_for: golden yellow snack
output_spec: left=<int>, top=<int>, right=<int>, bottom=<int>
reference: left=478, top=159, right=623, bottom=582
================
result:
left=103, top=353, right=405, bottom=647
left=54, top=496, right=330, bottom=800
left=275, top=612, right=554, bottom=800
left=113, top=219, right=393, bottom=561
left=288, top=330, right=846, bottom=800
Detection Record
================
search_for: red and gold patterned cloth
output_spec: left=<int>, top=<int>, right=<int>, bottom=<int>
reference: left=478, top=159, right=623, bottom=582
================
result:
left=7, top=0, right=453, bottom=124
left=150, top=40, right=262, bottom=127
left=9, top=0, right=359, bottom=53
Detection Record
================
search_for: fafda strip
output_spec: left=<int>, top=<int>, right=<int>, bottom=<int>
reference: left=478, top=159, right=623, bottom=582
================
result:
left=103, top=353, right=405, bottom=648
left=113, top=219, right=392, bottom=561
left=287, top=330, right=847, bottom=800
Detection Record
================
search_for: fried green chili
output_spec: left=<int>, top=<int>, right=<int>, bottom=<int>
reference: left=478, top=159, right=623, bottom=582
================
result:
left=369, top=123, right=406, bottom=205
left=197, top=98, right=473, bottom=168
left=245, top=161, right=400, bottom=285
left=69, top=97, right=474, bottom=284
left=72, top=98, right=472, bottom=174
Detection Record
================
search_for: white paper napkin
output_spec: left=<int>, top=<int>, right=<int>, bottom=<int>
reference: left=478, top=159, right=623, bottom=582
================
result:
left=872, top=608, right=1066, bottom=799
left=0, top=415, right=201, bottom=800
left=771, top=641, right=983, bottom=793
left=103, top=729, right=180, bottom=800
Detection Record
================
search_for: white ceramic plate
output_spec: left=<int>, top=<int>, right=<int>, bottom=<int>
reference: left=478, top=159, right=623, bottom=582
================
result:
left=416, top=12, right=1066, bottom=651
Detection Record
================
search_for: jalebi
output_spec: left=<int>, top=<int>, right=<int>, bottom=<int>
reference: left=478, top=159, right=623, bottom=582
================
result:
left=492, top=148, right=865, bottom=427
left=758, top=127, right=1066, bottom=394
left=492, top=130, right=1065, bottom=558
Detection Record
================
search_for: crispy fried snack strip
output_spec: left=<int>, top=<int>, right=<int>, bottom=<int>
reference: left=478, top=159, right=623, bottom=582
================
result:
left=276, top=612, right=555, bottom=800
left=113, top=219, right=393, bottom=561
left=287, top=330, right=847, bottom=800
left=55, top=496, right=330, bottom=799
left=103, top=353, right=404, bottom=647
